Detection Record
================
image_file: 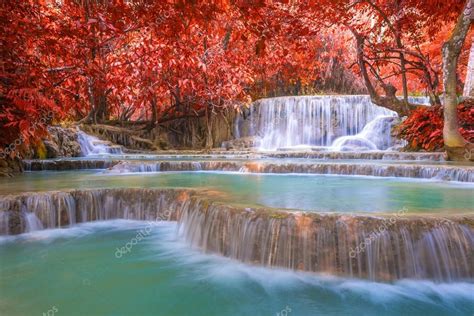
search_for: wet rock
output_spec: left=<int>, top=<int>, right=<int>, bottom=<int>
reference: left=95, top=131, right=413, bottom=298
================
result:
left=0, top=157, right=23, bottom=177
left=42, top=126, right=82, bottom=158
left=221, top=136, right=261, bottom=150
left=43, top=140, right=60, bottom=158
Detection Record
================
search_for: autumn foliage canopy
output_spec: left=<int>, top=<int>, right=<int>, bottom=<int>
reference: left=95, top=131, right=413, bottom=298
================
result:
left=0, top=0, right=471, bottom=154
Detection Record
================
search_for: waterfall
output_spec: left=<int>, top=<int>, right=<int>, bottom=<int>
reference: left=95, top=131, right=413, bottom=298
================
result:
left=178, top=200, right=473, bottom=282
left=20, top=204, right=44, bottom=233
left=0, top=211, right=9, bottom=235
left=22, top=210, right=44, bottom=232
left=0, top=189, right=185, bottom=234
left=240, top=95, right=429, bottom=151
left=331, top=115, right=396, bottom=151
left=1, top=188, right=472, bottom=282
left=408, top=96, right=431, bottom=105
left=77, top=131, right=123, bottom=156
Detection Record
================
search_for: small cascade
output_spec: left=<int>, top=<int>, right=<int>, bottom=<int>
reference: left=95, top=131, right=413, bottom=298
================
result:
left=22, top=210, right=44, bottom=233
left=106, top=160, right=474, bottom=182
left=407, top=96, right=431, bottom=105
left=0, top=188, right=186, bottom=234
left=177, top=200, right=473, bottom=282
left=0, top=211, right=9, bottom=235
left=23, top=158, right=119, bottom=171
left=23, top=192, right=77, bottom=229
left=0, top=188, right=472, bottom=281
left=331, top=115, right=396, bottom=151
left=108, top=161, right=205, bottom=173
left=77, top=131, right=123, bottom=156
left=263, top=151, right=445, bottom=161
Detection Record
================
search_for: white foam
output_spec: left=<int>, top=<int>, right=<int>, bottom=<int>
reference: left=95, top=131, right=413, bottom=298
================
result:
left=1, top=219, right=472, bottom=307
left=77, top=131, right=122, bottom=156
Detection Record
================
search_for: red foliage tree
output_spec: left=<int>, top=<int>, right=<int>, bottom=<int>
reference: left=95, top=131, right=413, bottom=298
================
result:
left=396, top=100, right=474, bottom=151
left=1, top=1, right=62, bottom=155
left=1, top=0, right=471, bottom=155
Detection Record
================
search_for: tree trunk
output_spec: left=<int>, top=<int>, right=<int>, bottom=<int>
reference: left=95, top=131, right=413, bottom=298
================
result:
left=442, top=0, right=473, bottom=160
left=398, top=48, right=409, bottom=103
left=146, top=96, right=157, bottom=131
left=204, top=106, right=214, bottom=149
left=464, top=39, right=474, bottom=98
left=352, top=30, right=422, bottom=116
left=95, top=93, right=108, bottom=122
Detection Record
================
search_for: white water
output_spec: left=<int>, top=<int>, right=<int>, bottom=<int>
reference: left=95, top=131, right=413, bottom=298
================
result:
left=408, top=96, right=431, bottom=105
left=1, top=220, right=472, bottom=316
left=242, top=95, right=429, bottom=151
left=23, top=211, right=44, bottom=233
left=77, top=131, right=122, bottom=156
left=0, top=211, right=9, bottom=235
left=331, top=115, right=396, bottom=151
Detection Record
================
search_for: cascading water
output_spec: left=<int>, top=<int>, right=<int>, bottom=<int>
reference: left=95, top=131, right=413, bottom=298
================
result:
left=22, top=210, right=44, bottom=232
left=331, top=115, right=396, bottom=151
left=240, top=95, right=429, bottom=151
left=77, top=131, right=123, bottom=156
left=408, top=96, right=431, bottom=105
left=177, top=200, right=473, bottom=282
left=0, top=210, right=9, bottom=235
left=1, top=188, right=472, bottom=281
left=105, top=160, right=474, bottom=182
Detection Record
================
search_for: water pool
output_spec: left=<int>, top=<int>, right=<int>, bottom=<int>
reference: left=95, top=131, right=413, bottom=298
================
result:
left=1, top=221, right=472, bottom=316
left=1, top=171, right=473, bottom=213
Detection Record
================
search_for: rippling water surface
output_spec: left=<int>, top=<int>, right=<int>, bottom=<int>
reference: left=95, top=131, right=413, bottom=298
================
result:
left=1, top=221, right=473, bottom=316
left=1, top=171, right=473, bottom=213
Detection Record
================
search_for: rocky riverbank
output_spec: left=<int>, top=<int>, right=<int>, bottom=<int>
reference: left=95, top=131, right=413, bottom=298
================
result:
left=0, top=157, right=23, bottom=177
